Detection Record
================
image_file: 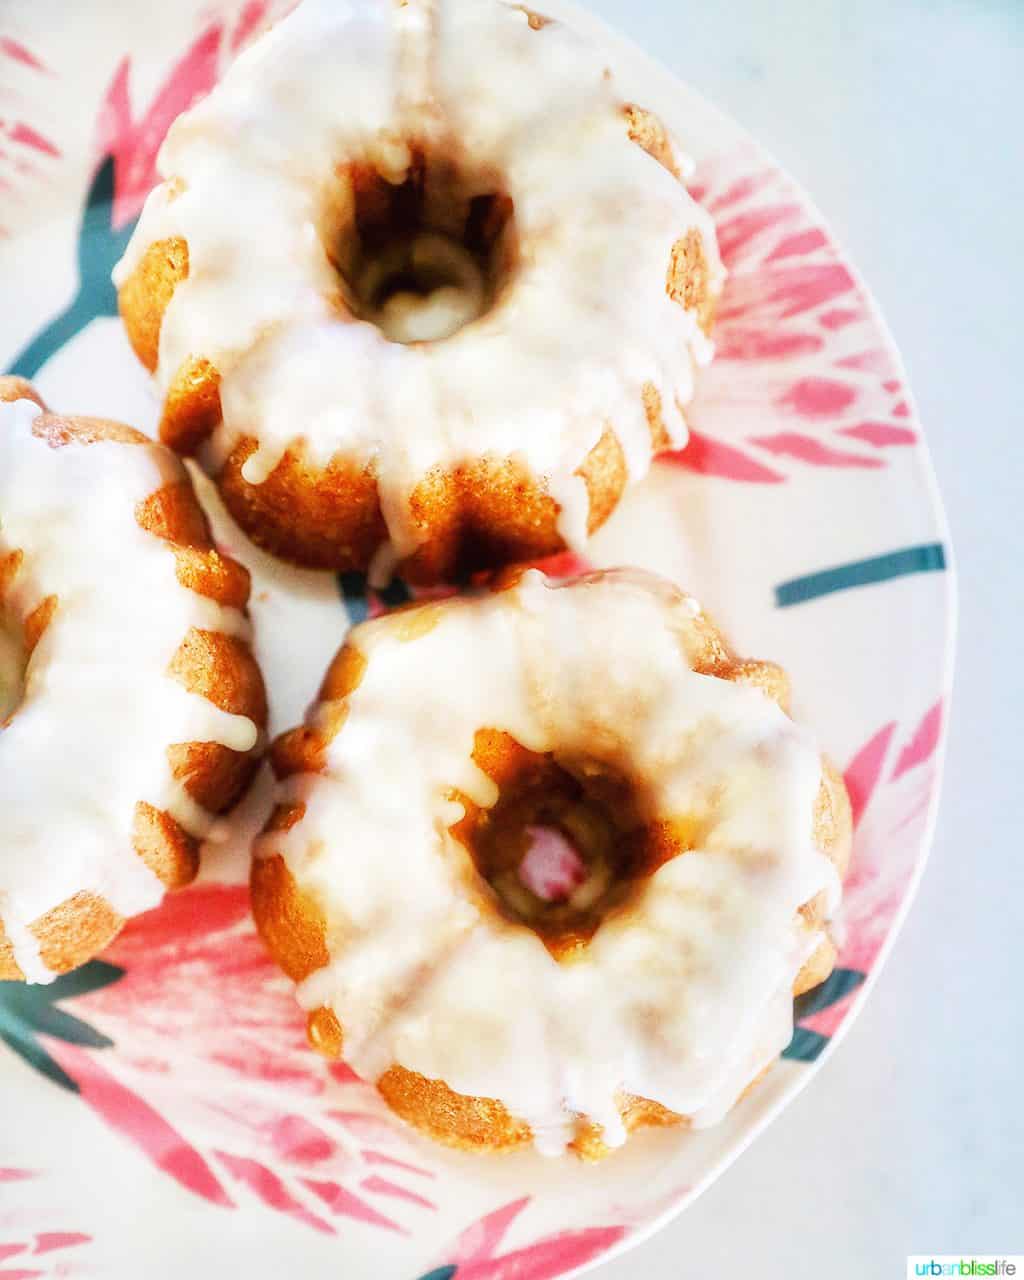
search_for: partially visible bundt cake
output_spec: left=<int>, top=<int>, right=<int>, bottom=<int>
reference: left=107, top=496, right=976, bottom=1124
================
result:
left=116, top=0, right=723, bottom=584
left=0, top=377, right=267, bottom=982
left=251, top=569, right=851, bottom=1158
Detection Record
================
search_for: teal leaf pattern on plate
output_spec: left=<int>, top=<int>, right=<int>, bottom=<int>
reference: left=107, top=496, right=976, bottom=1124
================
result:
left=782, top=967, right=866, bottom=1062
left=5, top=156, right=138, bottom=380
left=0, top=960, right=124, bottom=1091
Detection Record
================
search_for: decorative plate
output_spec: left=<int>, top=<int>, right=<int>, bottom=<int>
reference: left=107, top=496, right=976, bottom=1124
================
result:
left=0, top=1, right=953, bottom=1277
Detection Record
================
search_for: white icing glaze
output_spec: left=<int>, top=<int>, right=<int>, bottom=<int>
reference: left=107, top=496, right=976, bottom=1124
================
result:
left=0, top=397, right=258, bottom=983
left=115, top=0, right=724, bottom=563
left=265, top=570, right=838, bottom=1152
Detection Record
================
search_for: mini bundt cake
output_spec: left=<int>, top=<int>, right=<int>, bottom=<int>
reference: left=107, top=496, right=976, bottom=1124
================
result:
left=251, top=569, right=851, bottom=1158
left=0, top=377, right=267, bottom=982
left=115, top=0, right=723, bottom=584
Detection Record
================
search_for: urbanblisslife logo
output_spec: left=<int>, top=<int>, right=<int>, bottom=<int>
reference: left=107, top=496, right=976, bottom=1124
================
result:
left=908, top=1260, right=1022, bottom=1277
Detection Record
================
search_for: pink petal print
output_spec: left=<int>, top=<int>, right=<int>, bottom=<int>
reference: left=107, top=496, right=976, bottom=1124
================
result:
left=38, top=880, right=426, bottom=1241
left=215, top=1153, right=333, bottom=1234
left=7, top=123, right=59, bottom=158
left=300, top=1179, right=405, bottom=1234
left=707, top=170, right=775, bottom=213
left=883, top=379, right=901, bottom=393
left=265, top=1115, right=337, bottom=1166
left=751, top=432, right=883, bottom=469
left=766, top=228, right=827, bottom=261
left=891, top=700, right=943, bottom=781
left=0, top=1170, right=34, bottom=1183
left=715, top=203, right=800, bottom=263
left=360, top=1149, right=435, bottom=1179
left=681, top=145, right=921, bottom=484
left=834, top=869, right=916, bottom=982
left=360, top=1174, right=437, bottom=1211
left=326, top=1110, right=415, bottom=1146
left=0, top=37, right=48, bottom=73
left=453, top=1198, right=530, bottom=1263
left=844, top=722, right=897, bottom=826
left=32, top=1234, right=90, bottom=1256
left=50, top=1043, right=233, bottom=1208
left=801, top=994, right=861, bottom=1040
left=123, top=24, right=220, bottom=174
left=715, top=328, right=823, bottom=361
left=774, top=262, right=857, bottom=319
left=663, top=431, right=785, bottom=484
left=834, top=348, right=893, bottom=375
left=819, top=307, right=860, bottom=331
left=0, top=1197, right=94, bottom=1279
left=99, top=26, right=223, bottom=227
left=717, top=263, right=855, bottom=323
left=456, top=1228, right=628, bottom=1280
left=95, top=58, right=131, bottom=168
left=839, top=422, right=916, bottom=447
left=209, top=1045, right=322, bottom=1091
left=893, top=400, right=911, bottom=418
left=230, top=0, right=272, bottom=52
left=328, top=1059, right=363, bottom=1085
left=837, top=853, right=919, bottom=978
left=106, top=881, right=250, bottom=957
left=776, top=376, right=857, bottom=419
left=831, top=705, right=942, bottom=987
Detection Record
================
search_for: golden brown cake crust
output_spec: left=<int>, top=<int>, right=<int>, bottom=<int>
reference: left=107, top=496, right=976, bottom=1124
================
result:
left=0, top=377, right=268, bottom=981
left=210, top=426, right=631, bottom=583
left=0, top=917, right=23, bottom=980
left=251, top=577, right=853, bottom=1158
left=31, top=892, right=125, bottom=977
left=117, top=104, right=717, bottom=583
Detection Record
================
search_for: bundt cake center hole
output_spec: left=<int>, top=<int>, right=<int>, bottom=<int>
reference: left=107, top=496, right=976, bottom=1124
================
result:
left=323, top=153, right=517, bottom=344
left=518, top=825, right=588, bottom=904
left=0, top=618, right=25, bottom=725
left=452, top=738, right=664, bottom=960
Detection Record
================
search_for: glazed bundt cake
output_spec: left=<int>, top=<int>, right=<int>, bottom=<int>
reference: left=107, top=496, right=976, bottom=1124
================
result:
left=116, top=0, right=722, bottom=584
left=0, top=378, right=267, bottom=982
left=251, top=569, right=851, bottom=1157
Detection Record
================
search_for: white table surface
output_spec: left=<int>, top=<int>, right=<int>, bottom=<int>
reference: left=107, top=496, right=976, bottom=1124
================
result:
left=578, top=1, right=1023, bottom=1273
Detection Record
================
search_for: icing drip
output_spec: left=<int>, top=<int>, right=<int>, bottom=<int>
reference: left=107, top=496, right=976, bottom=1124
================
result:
left=115, top=0, right=723, bottom=563
left=0, top=398, right=258, bottom=983
left=267, top=571, right=838, bottom=1152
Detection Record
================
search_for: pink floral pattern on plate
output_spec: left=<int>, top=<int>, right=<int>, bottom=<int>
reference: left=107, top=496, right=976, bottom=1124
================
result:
left=39, top=886, right=440, bottom=1238
left=427, top=1197, right=628, bottom=1280
left=0, top=1169, right=93, bottom=1280
left=675, top=147, right=917, bottom=483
